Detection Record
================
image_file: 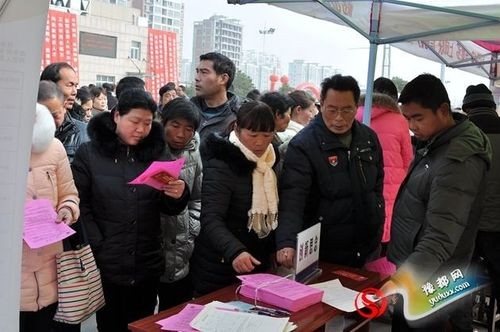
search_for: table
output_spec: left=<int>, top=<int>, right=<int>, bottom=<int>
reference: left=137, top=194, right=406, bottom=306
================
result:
left=129, top=262, right=386, bottom=332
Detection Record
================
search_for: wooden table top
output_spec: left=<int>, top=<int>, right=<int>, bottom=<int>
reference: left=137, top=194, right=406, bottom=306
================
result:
left=129, top=262, right=385, bottom=332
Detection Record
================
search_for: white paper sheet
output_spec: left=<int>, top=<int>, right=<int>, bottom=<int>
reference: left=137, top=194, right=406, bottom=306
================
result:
left=310, top=279, right=377, bottom=312
left=190, top=305, right=290, bottom=332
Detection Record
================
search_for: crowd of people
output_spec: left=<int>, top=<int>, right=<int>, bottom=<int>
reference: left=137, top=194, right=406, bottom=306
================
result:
left=20, top=51, right=499, bottom=332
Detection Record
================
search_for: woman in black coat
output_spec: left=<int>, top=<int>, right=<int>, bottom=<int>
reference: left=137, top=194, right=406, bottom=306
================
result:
left=191, top=101, right=279, bottom=295
left=72, top=88, right=189, bottom=332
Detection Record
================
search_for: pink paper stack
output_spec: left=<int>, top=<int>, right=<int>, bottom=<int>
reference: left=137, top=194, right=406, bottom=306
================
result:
left=237, top=273, right=324, bottom=312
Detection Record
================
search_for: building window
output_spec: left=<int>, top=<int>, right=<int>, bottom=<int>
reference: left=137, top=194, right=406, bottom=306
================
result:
left=96, top=75, right=115, bottom=86
left=130, top=41, right=141, bottom=60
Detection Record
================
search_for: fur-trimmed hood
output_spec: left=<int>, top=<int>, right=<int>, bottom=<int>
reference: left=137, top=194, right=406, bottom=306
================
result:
left=32, top=103, right=56, bottom=154
left=357, top=93, right=400, bottom=121
left=87, top=111, right=165, bottom=162
left=202, top=133, right=256, bottom=176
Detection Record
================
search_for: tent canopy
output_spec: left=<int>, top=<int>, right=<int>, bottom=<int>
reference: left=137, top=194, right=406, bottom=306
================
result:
left=228, top=0, right=500, bottom=124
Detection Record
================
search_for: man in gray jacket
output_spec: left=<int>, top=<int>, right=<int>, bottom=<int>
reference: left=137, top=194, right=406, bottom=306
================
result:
left=384, top=74, right=492, bottom=331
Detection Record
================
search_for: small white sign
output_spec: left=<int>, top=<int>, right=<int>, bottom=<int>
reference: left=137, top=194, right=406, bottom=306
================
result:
left=295, top=223, right=321, bottom=275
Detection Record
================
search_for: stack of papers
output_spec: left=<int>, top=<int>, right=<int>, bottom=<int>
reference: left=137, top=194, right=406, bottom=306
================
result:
left=310, top=279, right=377, bottom=312
left=156, top=302, right=296, bottom=332
left=237, top=273, right=324, bottom=312
left=128, top=158, right=185, bottom=190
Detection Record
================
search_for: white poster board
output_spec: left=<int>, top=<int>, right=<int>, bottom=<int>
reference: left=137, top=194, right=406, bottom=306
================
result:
left=294, top=223, right=321, bottom=283
left=0, top=1, right=50, bottom=330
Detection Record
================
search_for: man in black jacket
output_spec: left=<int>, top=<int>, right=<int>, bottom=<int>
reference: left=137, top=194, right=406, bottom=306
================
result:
left=40, top=62, right=89, bottom=162
left=276, top=74, right=385, bottom=269
left=191, top=52, right=241, bottom=142
left=462, top=84, right=500, bottom=305
left=384, top=75, right=491, bottom=331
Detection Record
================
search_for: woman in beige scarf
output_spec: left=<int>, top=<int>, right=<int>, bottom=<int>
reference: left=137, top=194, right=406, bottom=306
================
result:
left=191, top=101, right=280, bottom=295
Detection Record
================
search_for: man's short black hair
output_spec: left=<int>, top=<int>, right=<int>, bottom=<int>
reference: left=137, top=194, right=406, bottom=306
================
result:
left=246, top=89, right=261, bottom=101
left=199, top=52, right=236, bottom=90
left=40, top=62, right=75, bottom=83
left=116, top=76, right=145, bottom=99
left=116, top=88, right=156, bottom=116
left=320, top=74, right=360, bottom=104
left=399, top=74, right=450, bottom=112
left=161, top=98, right=200, bottom=129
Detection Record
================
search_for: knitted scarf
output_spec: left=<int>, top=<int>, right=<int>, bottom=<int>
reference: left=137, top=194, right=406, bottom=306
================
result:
left=229, top=131, right=278, bottom=238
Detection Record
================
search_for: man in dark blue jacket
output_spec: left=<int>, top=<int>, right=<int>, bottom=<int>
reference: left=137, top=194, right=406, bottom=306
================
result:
left=276, top=74, right=385, bottom=268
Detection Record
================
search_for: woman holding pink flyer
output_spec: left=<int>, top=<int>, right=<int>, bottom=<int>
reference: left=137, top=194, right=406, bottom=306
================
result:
left=20, top=103, right=80, bottom=332
left=71, top=88, right=189, bottom=332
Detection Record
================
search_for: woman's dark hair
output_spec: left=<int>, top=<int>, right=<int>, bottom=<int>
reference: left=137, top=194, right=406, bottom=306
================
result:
left=115, top=76, right=145, bottom=99
left=246, top=89, right=261, bottom=101
left=259, top=92, right=292, bottom=117
left=161, top=98, right=200, bottom=129
left=90, top=86, right=106, bottom=99
left=116, top=88, right=157, bottom=116
left=236, top=100, right=275, bottom=132
left=373, top=77, right=398, bottom=102
left=76, top=88, right=92, bottom=105
left=288, top=90, right=315, bottom=115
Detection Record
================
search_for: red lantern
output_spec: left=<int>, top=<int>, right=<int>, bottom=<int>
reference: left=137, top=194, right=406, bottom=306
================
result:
left=269, top=74, right=279, bottom=91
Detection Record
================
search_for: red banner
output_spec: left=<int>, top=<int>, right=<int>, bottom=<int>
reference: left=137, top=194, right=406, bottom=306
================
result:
left=41, top=9, right=79, bottom=73
left=146, top=29, right=178, bottom=102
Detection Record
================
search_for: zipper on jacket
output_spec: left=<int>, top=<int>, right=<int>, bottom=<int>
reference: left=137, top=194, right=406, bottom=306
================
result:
left=46, top=171, right=56, bottom=200
left=33, top=271, right=41, bottom=310
left=347, top=150, right=351, bottom=162
left=357, top=156, right=367, bottom=184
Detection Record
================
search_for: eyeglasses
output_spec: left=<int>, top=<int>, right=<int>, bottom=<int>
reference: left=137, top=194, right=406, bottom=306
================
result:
left=326, top=108, right=356, bottom=117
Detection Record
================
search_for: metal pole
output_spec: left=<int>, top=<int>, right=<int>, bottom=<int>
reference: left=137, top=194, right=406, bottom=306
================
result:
left=363, top=42, right=378, bottom=126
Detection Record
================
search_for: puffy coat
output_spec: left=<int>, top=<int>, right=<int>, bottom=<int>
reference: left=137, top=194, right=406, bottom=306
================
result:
left=388, top=114, right=491, bottom=284
left=190, top=133, right=277, bottom=295
left=22, top=105, right=80, bottom=311
left=191, top=92, right=241, bottom=142
left=71, top=112, right=189, bottom=286
left=357, top=93, right=413, bottom=242
left=160, top=134, right=202, bottom=283
left=276, top=115, right=385, bottom=267
left=466, top=107, right=500, bottom=232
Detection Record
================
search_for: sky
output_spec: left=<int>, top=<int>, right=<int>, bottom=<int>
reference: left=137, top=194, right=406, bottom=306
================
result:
left=181, top=0, right=494, bottom=107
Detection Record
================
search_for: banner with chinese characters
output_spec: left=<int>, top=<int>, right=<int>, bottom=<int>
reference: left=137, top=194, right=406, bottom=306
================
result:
left=41, top=9, right=79, bottom=72
left=146, top=29, right=178, bottom=102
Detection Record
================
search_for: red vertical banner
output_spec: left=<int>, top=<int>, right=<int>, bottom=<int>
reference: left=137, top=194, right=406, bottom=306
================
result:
left=41, top=9, right=79, bottom=73
left=146, top=28, right=178, bottom=102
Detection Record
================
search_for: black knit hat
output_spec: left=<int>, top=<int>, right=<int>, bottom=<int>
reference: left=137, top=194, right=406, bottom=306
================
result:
left=462, top=84, right=496, bottom=110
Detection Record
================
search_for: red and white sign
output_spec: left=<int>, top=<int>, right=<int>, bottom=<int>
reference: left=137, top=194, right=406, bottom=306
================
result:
left=41, top=9, right=79, bottom=73
left=146, top=28, right=178, bottom=102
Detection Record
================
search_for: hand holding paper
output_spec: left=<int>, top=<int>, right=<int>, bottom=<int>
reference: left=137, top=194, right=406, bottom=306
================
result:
left=129, top=158, right=185, bottom=191
left=162, top=179, right=186, bottom=199
left=23, top=199, right=76, bottom=249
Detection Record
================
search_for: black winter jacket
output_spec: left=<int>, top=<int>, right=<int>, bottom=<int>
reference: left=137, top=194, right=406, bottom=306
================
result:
left=191, top=92, right=241, bottom=142
left=388, top=114, right=491, bottom=284
left=55, top=113, right=89, bottom=163
left=191, top=133, right=276, bottom=295
left=72, top=112, right=189, bottom=286
left=276, top=115, right=385, bottom=267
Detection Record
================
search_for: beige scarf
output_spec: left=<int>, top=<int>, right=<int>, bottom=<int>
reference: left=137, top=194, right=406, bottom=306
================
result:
left=229, top=131, right=278, bottom=239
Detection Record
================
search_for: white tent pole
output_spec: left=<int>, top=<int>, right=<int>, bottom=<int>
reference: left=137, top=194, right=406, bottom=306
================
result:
left=363, top=42, right=378, bottom=126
